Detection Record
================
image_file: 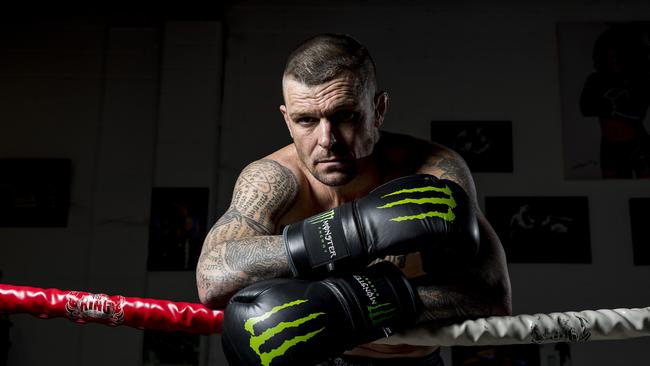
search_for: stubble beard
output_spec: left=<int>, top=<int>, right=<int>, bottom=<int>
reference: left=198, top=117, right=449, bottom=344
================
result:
left=294, top=145, right=357, bottom=187
left=311, top=162, right=358, bottom=187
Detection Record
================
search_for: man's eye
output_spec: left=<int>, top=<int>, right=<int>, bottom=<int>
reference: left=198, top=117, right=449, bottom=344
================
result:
left=297, top=117, right=318, bottom=124
left=334, top=112, right=359, bottom=123
left=346, top=112, right=360, bottom=121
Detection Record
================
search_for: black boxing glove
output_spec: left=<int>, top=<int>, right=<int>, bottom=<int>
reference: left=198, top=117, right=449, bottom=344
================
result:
left=283, top=174, right=479, bottom=278
left=221, top=261, right=420, bottom=366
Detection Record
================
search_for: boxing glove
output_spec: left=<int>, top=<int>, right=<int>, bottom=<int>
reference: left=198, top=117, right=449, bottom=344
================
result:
left=221, top=261, right=420, bottom=366
left=283, top=174, right=479, bottom=278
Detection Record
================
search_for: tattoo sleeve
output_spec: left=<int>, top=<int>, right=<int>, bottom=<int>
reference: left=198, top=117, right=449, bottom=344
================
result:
left=196, top=159, right=298, bottom=307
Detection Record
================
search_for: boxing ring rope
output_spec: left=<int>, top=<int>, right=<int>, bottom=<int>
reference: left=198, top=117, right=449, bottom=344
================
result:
left=375, top=307, right=650, bottom=346
left=0, top=284, right=223, bottom=334
left=1, top=284, right=648, bottom=347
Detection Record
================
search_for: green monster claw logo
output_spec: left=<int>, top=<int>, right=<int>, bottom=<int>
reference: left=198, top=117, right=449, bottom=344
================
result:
left=353, top=275, right=398, bottom=326
left=367, top=303, right=397, bottom=326
left=378, top=184, right=457, bottom=222
left=308, top=210, right=335, bottom=225
left=307, top=210, right=337, bottom=258
left=244, top=299, right=325, bottom=366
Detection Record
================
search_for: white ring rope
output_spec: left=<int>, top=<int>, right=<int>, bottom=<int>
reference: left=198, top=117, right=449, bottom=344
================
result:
left=375, top=307, right=650, bottom=346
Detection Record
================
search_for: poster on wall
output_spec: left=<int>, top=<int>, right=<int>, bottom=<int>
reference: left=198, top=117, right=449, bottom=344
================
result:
left=0, top=158, right=71, bottom=227
left=452, top=343, right=572, bottom=366
left=485, top=196, right=591, bottom=263
left=0, top=270, right=12, bottom=366
left=556, top=22, right=650, bottom=179
left=147, top=187, right=209, bottom=271
left=430, top=120, right=513, bottom=172
left=629, top=198, right=650, bottom=265
left=142, top=330, right=200, bottom=366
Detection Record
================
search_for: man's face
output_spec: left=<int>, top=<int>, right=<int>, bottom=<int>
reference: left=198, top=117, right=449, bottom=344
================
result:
left=280, top=74, right=387, bottom=186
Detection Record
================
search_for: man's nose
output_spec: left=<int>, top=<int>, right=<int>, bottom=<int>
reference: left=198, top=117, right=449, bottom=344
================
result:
left=317, top=119, right=337, bottom=149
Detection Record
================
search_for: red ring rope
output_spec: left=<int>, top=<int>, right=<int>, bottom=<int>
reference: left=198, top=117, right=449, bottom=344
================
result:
left=0, top=284, right=223, bottom=334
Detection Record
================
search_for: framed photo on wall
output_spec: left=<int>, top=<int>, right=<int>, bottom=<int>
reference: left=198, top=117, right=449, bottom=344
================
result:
left=147, top=187, right=209, bottom=271
left=0, top=158, right=71, bottom=227
left=486, top=196, right=591, bottom=263
left=430, top=120, right=513, bottom=172
left=452, top=344, right=540, bottom=366
left=452, top=343, right=571, bottom=366
left=629, top=198, right=650, bottom=265
left=557, top=21, right=650, bottom=179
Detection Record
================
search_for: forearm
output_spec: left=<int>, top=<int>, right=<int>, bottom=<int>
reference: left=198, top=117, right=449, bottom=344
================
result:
left=415, top=282, right=510, bottom=324
left=414, top=214, right=512, bottom=324
left=196, top=235, right=291, bottom=308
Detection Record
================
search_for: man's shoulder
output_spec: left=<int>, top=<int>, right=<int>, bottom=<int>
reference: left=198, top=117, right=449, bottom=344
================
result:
left=231, top=147, right=305, bottom=234
left=259, top=144, right=306, bottom=181
left=234, top=145, right=307, bottom=196
left=254, top=146, right=318, bottom=230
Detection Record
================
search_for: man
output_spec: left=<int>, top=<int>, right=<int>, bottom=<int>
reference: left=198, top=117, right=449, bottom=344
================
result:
left=580, top=23, right=650, bottom=178
left=196, top=33, right=511, bottom=365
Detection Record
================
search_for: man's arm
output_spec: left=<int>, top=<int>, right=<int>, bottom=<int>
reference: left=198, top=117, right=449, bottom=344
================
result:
left=416, top=145, right=512, bottom=322
left=196, top=159, right=298, bottom=308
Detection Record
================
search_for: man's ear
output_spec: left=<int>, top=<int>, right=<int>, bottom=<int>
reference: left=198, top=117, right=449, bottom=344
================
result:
left=374, top=91, right=389, bottom=127
left=280, top=104, right=293, bottom=138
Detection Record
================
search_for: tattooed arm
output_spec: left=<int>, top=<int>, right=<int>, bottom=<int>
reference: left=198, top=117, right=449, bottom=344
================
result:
left=415, top=144, right=512, bottom=323
left=196, top=159, right=299, bottom=308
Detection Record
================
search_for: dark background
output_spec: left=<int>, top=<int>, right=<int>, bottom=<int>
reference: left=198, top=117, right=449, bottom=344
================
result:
left=0, top=2, right=649, bottom=365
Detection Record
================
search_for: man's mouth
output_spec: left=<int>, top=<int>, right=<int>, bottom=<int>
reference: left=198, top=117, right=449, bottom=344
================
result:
left=317, top=157, right=349, bottom=165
